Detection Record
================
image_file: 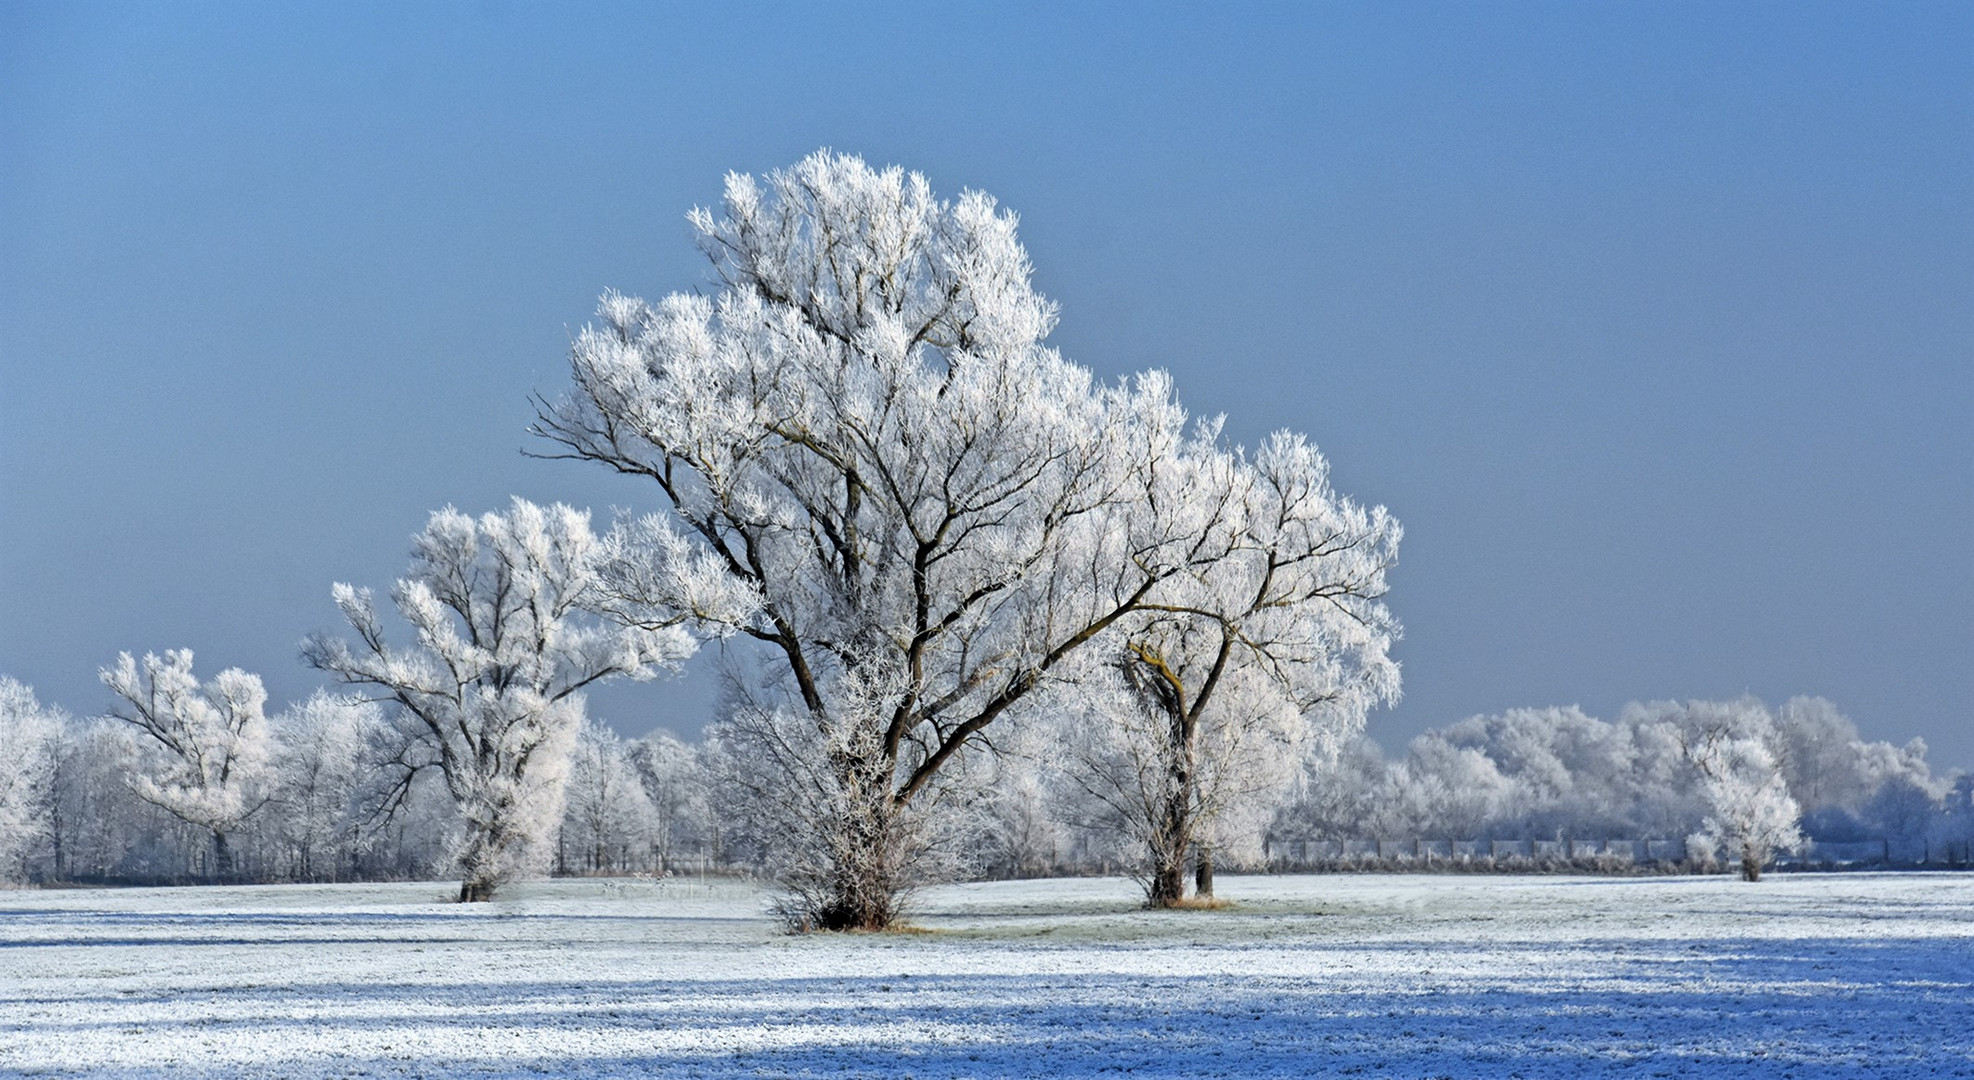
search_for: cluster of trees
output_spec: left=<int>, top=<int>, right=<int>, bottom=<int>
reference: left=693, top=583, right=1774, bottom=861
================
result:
left=2, top=153, right=1400, bottom=926
left=1275, top=697, right=1968, bottom=881
left=1, top=153, right=1962, bottom=922
left=6, top=666, right=1964, bottom=900
left=0, top=669, right=720, bottom=891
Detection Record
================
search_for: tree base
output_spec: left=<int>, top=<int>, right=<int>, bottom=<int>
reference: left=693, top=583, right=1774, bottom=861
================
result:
left=1146, top=864, right=1187, bottom=908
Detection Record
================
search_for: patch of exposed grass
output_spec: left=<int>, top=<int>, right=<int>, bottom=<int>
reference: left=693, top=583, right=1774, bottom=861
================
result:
left=1151, top=896, right=1235, bottom=911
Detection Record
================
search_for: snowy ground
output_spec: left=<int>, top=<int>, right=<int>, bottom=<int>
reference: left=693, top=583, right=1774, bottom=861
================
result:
left=2, top=873, right=1971, bottom=1078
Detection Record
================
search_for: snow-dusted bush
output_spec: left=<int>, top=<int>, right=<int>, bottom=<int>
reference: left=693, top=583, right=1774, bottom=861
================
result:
left=706, top=668, right=981, bottom=930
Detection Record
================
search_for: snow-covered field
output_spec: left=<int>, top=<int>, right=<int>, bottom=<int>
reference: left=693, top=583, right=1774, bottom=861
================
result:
left=3, top=873, right=1971, bottom=1078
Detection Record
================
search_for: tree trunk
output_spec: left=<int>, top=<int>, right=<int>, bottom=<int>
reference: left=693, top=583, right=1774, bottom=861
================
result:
left=50, top=809, right=65, bottom=882
left=1148, top=862, right=1186, bottom=907
left=211, top=830, right=234, bottom=883
left=811, top=842, right=905, bottom=930
left=1144, top=793, right=1192, bottom=908
left=1194, top=844, right=1215, bottom=900
left=456, top=819, right=509, bottom=902
left=1141, top=704, right=1199, bottom=909
left=1741, top=843, right=1762, bottom=882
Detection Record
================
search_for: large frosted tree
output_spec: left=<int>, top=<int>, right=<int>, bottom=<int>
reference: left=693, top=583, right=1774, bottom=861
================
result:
left=306, top=498, right=694, bottom=901
left=536, top=151, right=1286, bottom=929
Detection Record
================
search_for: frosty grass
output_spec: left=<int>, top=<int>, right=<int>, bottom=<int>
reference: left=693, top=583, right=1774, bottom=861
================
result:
left=3, top=872, right=1970, bottom=1078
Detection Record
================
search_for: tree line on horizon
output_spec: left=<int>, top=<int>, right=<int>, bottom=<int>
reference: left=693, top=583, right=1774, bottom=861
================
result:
left=1, top=152, right=1964, bottom=923
left=1, top=673, right=1965, bottom=899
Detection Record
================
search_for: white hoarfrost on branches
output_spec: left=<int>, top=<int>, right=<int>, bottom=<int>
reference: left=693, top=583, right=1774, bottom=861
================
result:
left=305, top=498, right=696, bottom=901
left=559, top=718, right=660, bottom=875
left=1050, top=431, right=1399, bottom=906
left=268, top=691, right=389, bottom=881
left=535, top=150, right=1400, bottom=928
left=1683, top=723, right=1805, bottom=882
left=0, top=678, right=63, bottom=884
left=99, top=651, right=274, bottom=881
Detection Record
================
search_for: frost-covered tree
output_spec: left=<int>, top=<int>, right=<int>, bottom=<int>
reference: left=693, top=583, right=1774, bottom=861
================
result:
left=1050, top=428, right=1405, bottom=904
left=1860, top=774, right=1941, bottom=854
left=1773, top=696, right=1873, bottom=811
left=1676, top=701, right=1803, bottom=881
left=1428, top=706, right=1652, bottom=839
left=1052, top=432, right=1400, bottom=905
left=1267, top=695, right=1946, bottom=867
left=625, top=731, right=709, bottom=871
left=559, top=718, right=658, bottom=874
left=42, top=718, right=139, bottom=882
left=1772, top=697, right=1941, bottom=830
left=268, top=691, right=386, bottom=881
left=1940, top=776, right=1974, bottom=863
left=0, top=678, right=63, bottom=884
left=1274, top=733, right=1388, bottom=844
left=970, top=723, right=1070, bottom=879
left=306, top=498, right=695, bottom=901
left=1383, top=737, right=1515, bottom=841
left=100, top=651, right=274, bottom=881
left=536, top=151, right=1277, bottom=929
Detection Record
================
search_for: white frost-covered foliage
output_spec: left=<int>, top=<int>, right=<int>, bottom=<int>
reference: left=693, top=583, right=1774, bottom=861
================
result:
left=1049, top=430, right=1400, bottom=905
left=1421, top=706, right=1687, bottom=838
left=623, top=730, right=714, bottom=871
left=536, top=150, right=1314, bottom=928
left=1272, top=695, right=1944, bottom=871
left=558, top=718, right=660, bottom=874
left=267, top=691, right=388, bottom=881
left=100, top=651, right=274, bottom=880
left=306, top=498, right=696, bottom=901
left=1667, top=699, right=1805, bottom=881
left=0, top=678, right=63, bottom=884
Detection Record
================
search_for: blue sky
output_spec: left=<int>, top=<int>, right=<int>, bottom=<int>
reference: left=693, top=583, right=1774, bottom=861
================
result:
left=3, top=3, right=1969, bottom=761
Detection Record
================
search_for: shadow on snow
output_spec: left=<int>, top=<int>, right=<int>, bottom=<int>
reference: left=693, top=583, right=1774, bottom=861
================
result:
left=7, top=937, right=1972, bottom=1078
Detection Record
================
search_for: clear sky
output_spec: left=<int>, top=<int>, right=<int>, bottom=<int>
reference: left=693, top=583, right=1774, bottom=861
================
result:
left=3, top=3, right=1969, bottom=763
